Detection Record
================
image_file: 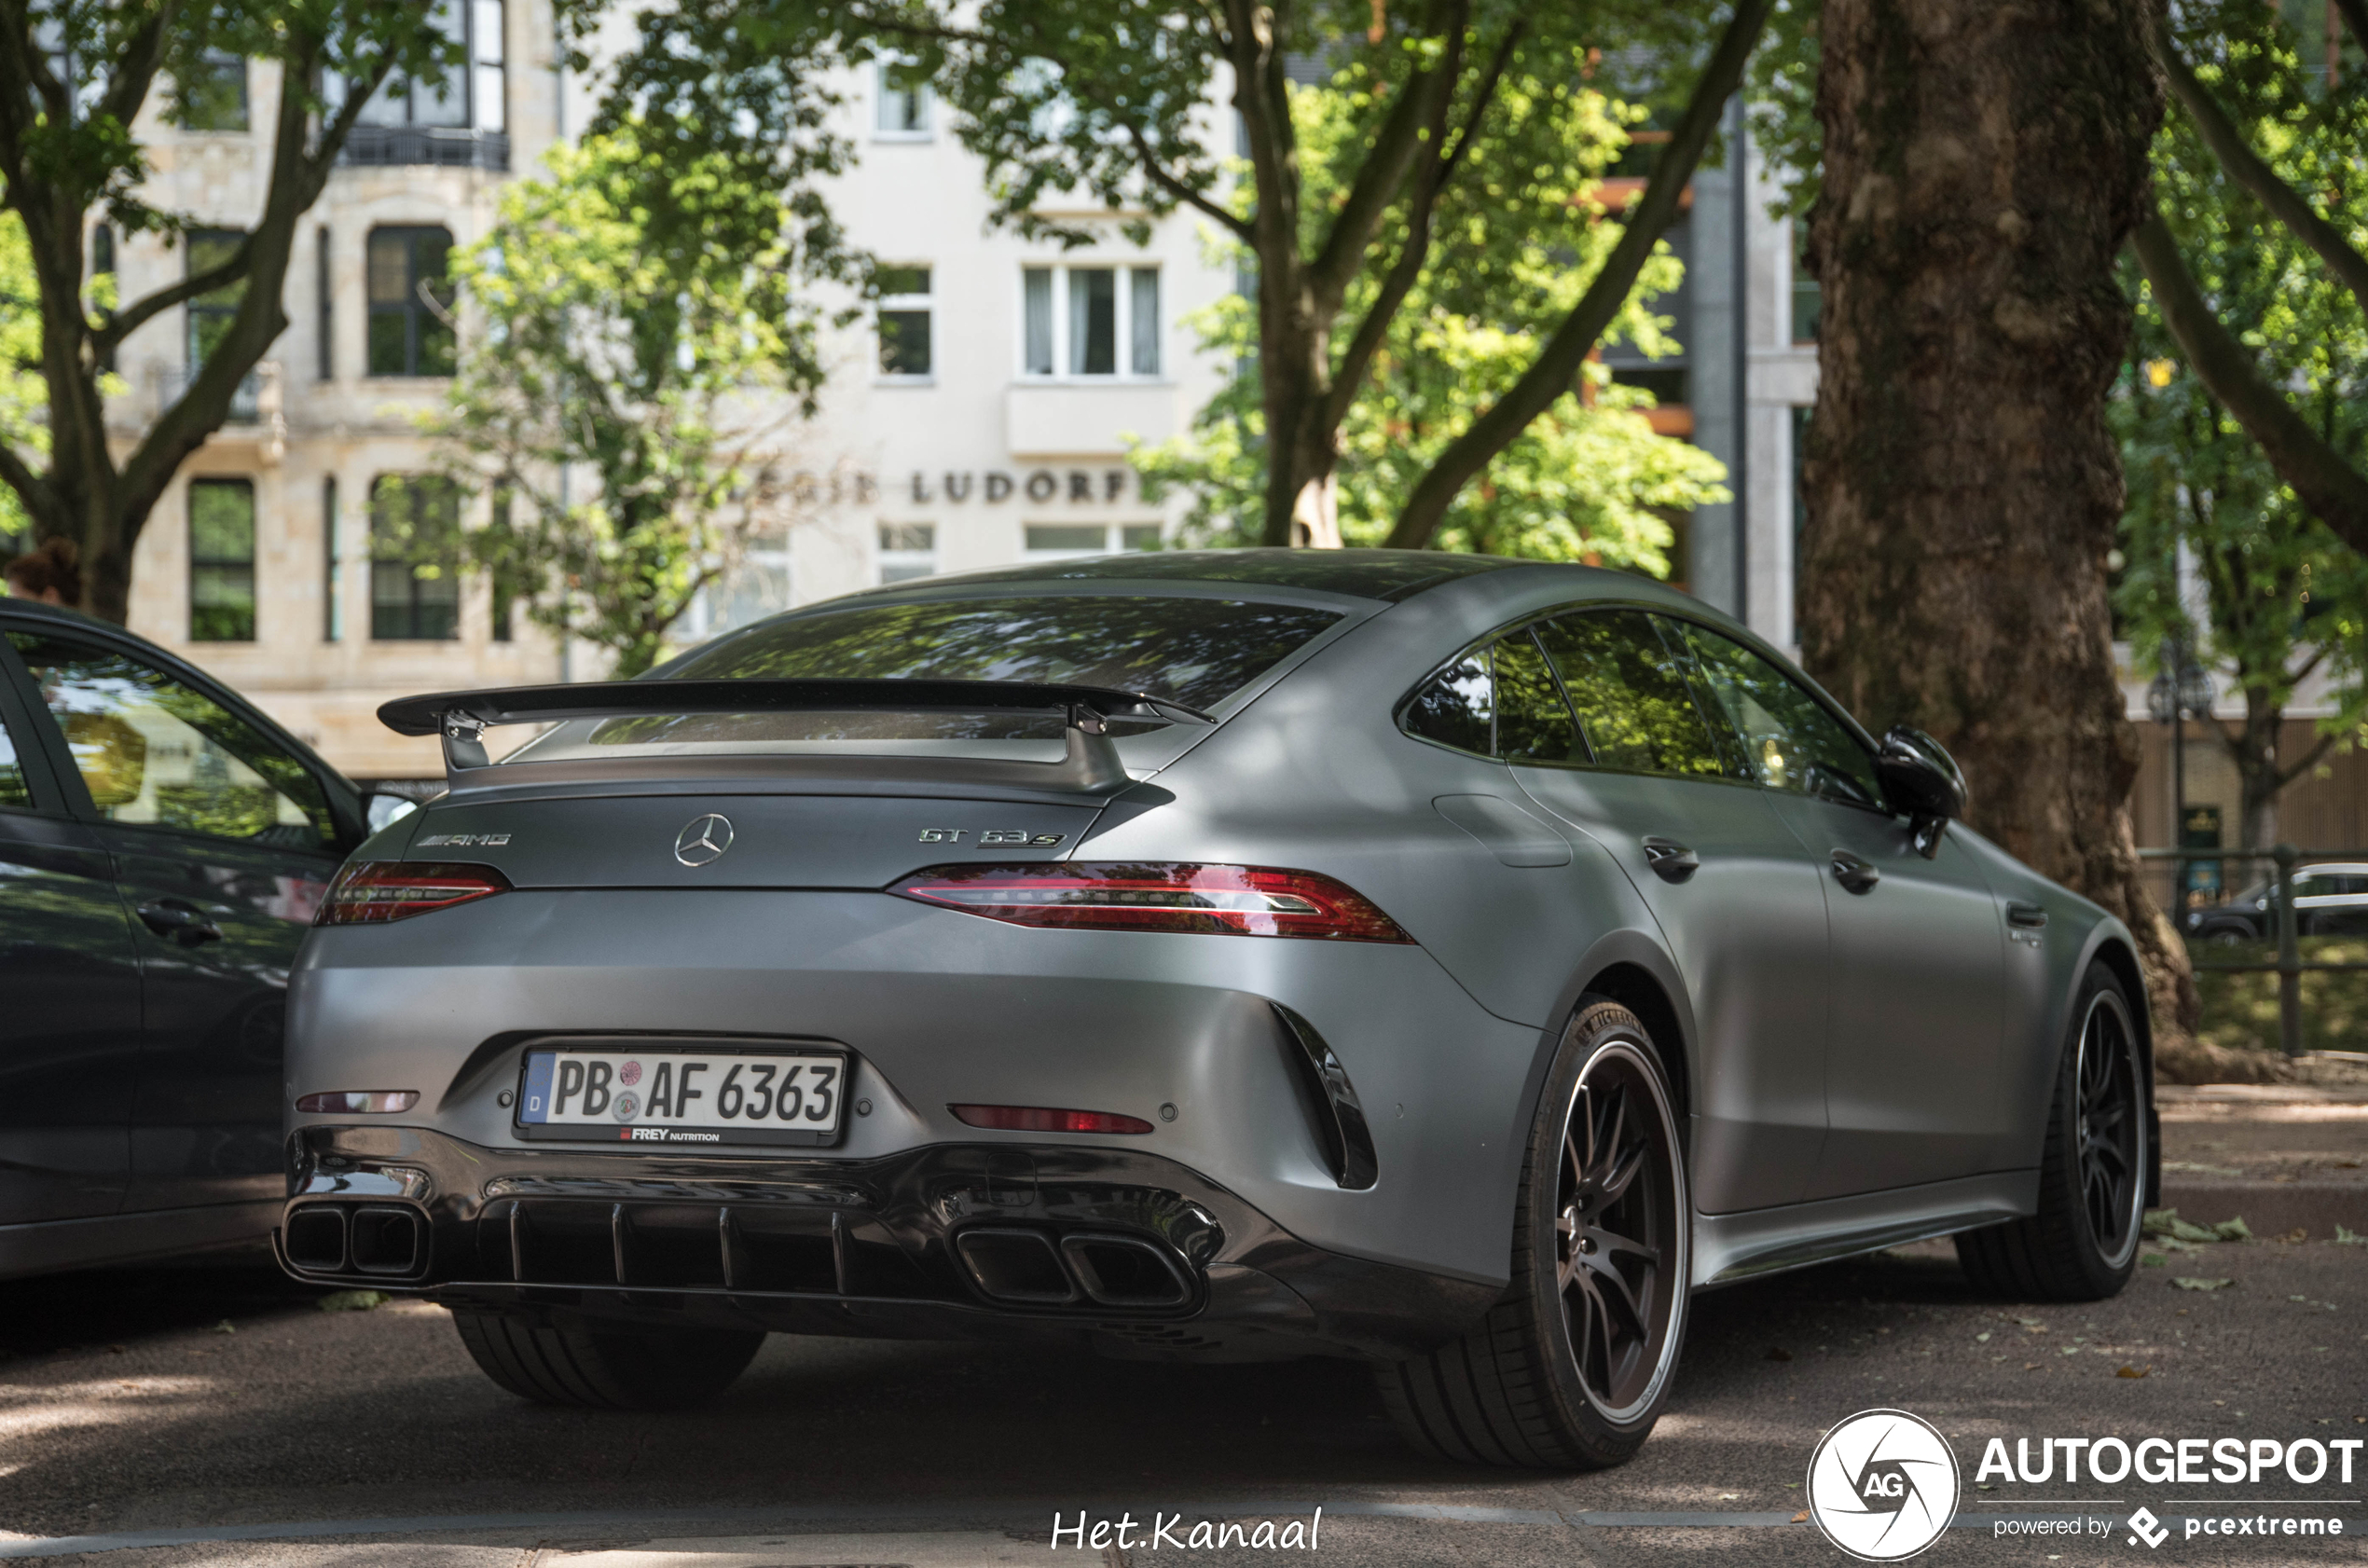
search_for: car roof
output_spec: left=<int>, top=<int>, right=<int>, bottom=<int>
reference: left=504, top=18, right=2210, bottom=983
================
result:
left=841, top=547, right=1525, bottom=603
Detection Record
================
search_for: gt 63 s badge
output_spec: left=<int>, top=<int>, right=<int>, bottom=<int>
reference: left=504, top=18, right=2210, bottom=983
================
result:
left=1807, top=1408, right=1961, bottom=1561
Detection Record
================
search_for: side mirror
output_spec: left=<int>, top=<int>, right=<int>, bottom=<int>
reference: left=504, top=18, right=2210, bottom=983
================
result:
left=364, top=790, right=421, bottom=833
left=1877, top=724, right=1967, bottom=860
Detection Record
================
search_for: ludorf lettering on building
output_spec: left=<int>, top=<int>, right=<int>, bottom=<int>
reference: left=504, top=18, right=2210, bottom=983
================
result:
left=781, top=468, right=1147, bottom=507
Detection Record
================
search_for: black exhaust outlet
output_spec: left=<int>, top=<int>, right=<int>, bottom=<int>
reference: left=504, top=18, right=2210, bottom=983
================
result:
left=348, top=1205, right=426, bottom=1276
left=284, top=1206, right=348, bottom=1272
left=955, top=1228, right=1078, bottom=1304
left=1061, top=1233, right=1191, bottom=1307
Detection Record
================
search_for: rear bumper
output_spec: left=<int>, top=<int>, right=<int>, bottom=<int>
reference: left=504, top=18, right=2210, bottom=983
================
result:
left=276, top=1123, right=1498, bottom=1360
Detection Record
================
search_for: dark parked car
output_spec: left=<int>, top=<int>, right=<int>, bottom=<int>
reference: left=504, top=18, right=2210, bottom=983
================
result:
left=2183, top=863, right=2368, bottom=943
left=0, top=599, right=400, bottom=1279
left=281, top=551, right=2155, bottom=1471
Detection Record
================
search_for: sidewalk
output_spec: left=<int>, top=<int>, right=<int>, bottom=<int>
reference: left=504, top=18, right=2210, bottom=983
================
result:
left=2156, top=1082, right=2368, bottom=1236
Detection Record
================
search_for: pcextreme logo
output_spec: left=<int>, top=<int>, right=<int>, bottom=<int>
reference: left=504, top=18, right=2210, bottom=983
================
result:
left=1807, top=1408, right=1963, bottom=1561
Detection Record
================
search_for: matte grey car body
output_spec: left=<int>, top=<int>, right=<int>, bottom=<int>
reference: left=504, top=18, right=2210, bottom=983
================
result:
left=279, top=551, right=2155, bottom=1439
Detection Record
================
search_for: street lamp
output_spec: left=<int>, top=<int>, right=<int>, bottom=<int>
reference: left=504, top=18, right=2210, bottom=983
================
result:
left=2146, top=636, right=2216, bottom=907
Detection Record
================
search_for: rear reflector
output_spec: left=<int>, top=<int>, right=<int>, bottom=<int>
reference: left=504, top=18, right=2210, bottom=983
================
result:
left=891, top=862, right=1413, bottom=942
left=951, top=1104, right=1156, bottom=1135
left=317, top=861, right=511, bottom=925
left=296, top=1091, right=420, bottom=1114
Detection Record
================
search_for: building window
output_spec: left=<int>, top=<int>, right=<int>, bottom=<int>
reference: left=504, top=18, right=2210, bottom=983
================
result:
left=188, top=479, right=255, bottom=642
left=877, top=266, right=931, bottom=378
left=366, top=227, right=456, bottom=377
left=322, top=476, right=341, bottom=642
left=177, top=48, right=248, bottom=131
left=337, top=0, right=506, bottom=169
left=186, top=228, right=244, bottom=379
left=1022, top=266, right=1160, bottom=379
left=1024, top=523, right=1163, bottom=558
left=876, top=59, right=930, bottom=137
left=1791, top=222, right=1821, bottom=344
left=316, top=227, right=333, bottom=380
left=369, top=475, right=461, bottom=641
left=489, top=489, right=515, bottom=640
left=878, top=523, right=937, bottom=584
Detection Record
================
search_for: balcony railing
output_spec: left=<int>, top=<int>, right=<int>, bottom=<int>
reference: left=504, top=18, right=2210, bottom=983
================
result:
left=153, top=362, right=275, bottom=423
left=338, top=126, right=509, bottom=172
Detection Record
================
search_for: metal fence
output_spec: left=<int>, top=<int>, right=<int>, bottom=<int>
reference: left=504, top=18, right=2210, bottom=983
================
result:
left=2140, top=845, right=2368, bottom=1058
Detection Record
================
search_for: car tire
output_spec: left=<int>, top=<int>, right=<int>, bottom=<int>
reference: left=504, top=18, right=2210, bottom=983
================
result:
left=1955, top=961, right=2147, bottom=1302
left=450, top=1308, right=764, bottom=1410
left=1375, top=998, right=1689, bottom=1470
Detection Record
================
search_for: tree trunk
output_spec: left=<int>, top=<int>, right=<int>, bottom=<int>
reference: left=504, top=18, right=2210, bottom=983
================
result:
left=1802, top=0, right=2198, bottom=1046
left=2229, top=691, right=2282, bottom=851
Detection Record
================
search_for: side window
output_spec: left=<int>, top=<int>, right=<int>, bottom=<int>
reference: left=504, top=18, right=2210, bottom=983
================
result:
left=1678, top=621, right=1885, bottom=809
left=0, top=703, right=31, bottom=808
left=1399, top=632, right=1585, bottom=763
left=1494, top=631, right=1583, bottom=764
left=1532, top=610, right=1726, bottom=777
left=6, top=632, right=332, bottom=849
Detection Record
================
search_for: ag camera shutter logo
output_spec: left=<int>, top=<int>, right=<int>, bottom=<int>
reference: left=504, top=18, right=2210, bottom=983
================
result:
left=1807, top=1408, right=1962, bottom=1561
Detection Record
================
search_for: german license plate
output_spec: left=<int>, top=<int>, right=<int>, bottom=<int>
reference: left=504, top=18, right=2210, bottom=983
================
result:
left=514, top=1045, right=848, bottom=1147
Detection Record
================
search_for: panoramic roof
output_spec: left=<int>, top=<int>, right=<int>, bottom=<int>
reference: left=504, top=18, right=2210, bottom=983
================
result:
left=856, top=547, right=1521, bottom=602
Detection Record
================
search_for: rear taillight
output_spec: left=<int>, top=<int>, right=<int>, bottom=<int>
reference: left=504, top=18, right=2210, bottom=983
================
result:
left=317, top=860, right=511, bottom=925
left=890, top=862, right=1413, bottom=942
left=951, top=1104, right=1154, bottom=1135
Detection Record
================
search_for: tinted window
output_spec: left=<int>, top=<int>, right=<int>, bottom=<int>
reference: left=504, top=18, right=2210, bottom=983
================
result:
left=1678, top=621, right=1885, bottom=808
left=1399, top=632, right=1585, bottom=763
left=1495, top=632, right=1584, bottom=764
left=671, top=596, right=1340, bottom=713
left=0, top=704, right=29, bottom=808
left=1402, top=651, right=1492, bottom=755
left=1533, top=611, right=1726, bottom=777
left=7, top=632, right=331, bottom=847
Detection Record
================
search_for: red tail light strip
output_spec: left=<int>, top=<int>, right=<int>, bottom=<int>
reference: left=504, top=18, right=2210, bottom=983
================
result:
left=950, top=1104, right=1155, bottom=1135
left=317, top=861, right=512, bottom=925
left=890, top=862, right=1414, bottom=942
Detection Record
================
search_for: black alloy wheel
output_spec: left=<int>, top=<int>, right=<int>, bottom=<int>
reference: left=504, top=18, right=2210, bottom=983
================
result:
left=2074, top=988, right=2143, bottom=1270
left=1956, top=961, right=2148, bottom=1301
left=1377, top=998, right=1690, bottom=1468
left=1555, top=1038, right=1683, bottom=1421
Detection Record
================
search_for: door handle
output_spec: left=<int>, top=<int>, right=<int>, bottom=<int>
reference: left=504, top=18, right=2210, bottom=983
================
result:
left=136, top=898, right=224, bottom=947
left=1830, top=851, right=1880, bottom=895
left=1642, top=837, right=1700, bottom=884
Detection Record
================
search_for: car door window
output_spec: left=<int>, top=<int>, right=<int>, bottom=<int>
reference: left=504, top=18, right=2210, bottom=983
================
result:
left=1675, top=621, right=1885, bottom=809
left=7, top=631, right=332, bottom=849
left=1400, top=630, right=1585, bottom=764
left=0, top=704, right=30, bottom=809
left=1532, top=610, right=1726, bottom=777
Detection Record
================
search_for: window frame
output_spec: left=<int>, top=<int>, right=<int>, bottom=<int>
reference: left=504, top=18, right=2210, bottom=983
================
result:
left=1016, top=263, right=1163, bottom=382
left=874, top=58, right=932, bottom=140
left=1673, top=615, right=1892, bottom=814
left=1394, top=601, right=1887, bottom=797
left=875, top=266, right=933, bottom=381
left=346, top=0, right=504, bottom=131
left=176, top=48, right=249, bottom=132
left=365, top=225, right=457, bottom=378
left=185, top=227, right=246, bottom=378
left=877, top=521, right=938, bottom=585
left=367, top=475, right=463, bottom=642
left=186, top=476, right=257, bottom=644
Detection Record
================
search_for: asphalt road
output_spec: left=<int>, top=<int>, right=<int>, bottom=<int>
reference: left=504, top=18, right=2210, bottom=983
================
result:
left=0, top=1097, right=2361, bottom=1567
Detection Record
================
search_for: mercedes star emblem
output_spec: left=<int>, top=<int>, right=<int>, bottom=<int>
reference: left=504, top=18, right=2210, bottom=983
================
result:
left=673, top=813, right=735, bottom=868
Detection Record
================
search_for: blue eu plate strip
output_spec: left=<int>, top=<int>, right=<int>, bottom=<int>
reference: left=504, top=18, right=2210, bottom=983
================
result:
left=519, top=1052, right=554, bottom=1123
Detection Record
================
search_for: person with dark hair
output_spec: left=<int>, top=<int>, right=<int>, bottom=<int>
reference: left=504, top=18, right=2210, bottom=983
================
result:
left=4, top=537, right=79, bottom=606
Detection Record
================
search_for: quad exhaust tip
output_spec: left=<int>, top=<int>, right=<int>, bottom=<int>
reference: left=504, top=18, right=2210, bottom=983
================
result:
left=283, top=1203, right=427, bottom=1278
left=956, top=1228, right=1191, bottom=1309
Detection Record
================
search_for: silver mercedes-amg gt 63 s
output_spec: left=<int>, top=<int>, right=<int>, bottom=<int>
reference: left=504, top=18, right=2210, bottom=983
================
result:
left=279, top=550, right=2155, bottom=1469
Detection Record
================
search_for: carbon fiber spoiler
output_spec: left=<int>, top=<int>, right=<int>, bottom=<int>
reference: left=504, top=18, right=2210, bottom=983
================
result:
left=377, top=678, right=1216, bottom=790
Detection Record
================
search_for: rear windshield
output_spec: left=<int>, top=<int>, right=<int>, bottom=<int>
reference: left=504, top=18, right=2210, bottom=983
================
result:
left=500, top=595, right=1343, bottom=763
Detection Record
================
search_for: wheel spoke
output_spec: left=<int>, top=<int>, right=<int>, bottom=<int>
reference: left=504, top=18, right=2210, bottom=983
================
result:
left=1582, top=1252, right=1650, bottom=1338
left=1565, top=1128, right=1588, bottom=1195
left=1595, top=1138, right=1648, bottom=1209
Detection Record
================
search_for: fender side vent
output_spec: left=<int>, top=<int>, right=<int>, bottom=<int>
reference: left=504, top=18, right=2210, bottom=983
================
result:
left=1273, top=1004, right=1379, bottom=1190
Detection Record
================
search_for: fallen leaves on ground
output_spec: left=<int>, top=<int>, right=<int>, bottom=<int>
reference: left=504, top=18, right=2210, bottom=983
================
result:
left=2171, top=1277, right=2236, bottom=1291
left=2117, top=1365, right=2151, bottom=1379
left=315, top=1289, right=391, bottom=1313
left=1792, top=1511, right=1810, bottom=1524
left=2337, top=1225, right=2366, bottom=1245
left=2143, top=1208, right=2251, bottom=1244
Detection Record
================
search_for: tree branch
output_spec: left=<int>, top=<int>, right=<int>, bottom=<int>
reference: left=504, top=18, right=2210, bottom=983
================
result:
left=1324, top=21, right=1517, bottom=432
left=2276, top=726, right=2341, bottom=791
left=2129, top=211, right=2368, bottom=555
left=1306, top=3, right=1467, bottom=309
left=2151, top=30, right=2368, bottom=321
left=1125, top=123, right=1252, bottom=239
left=97, top=244, right=252, bottom=350
left=1384, top=0, right=1773, bottom=549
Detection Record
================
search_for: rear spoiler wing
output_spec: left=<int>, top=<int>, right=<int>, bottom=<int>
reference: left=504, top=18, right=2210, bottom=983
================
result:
left=376, top=678, right=1216, bottom=791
